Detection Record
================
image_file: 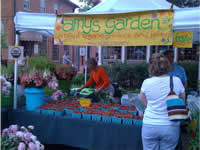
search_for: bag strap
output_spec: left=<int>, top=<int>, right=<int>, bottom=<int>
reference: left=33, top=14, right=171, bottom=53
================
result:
left=169, top=76, right=176, bottom=95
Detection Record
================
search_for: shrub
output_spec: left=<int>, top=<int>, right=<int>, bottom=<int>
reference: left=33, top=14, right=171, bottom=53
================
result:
left=178, top=61, right=198, bottom=93
left=103, top=62, right=198, bottom=92
left=103, top=63, right=148, bottom=90
left=71, top=73, right=90, bottom=86
left=28, top=56, right=56, bottom=72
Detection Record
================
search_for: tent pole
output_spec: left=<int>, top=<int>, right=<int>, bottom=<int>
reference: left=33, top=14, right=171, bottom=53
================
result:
left=85, top=46, right=88, bottom=84
left=198, top=52, right=200, bottom=94
left=13, top=34, right=19, bottom=110
left=121, top=46, right=125, bottom=63
left=174, top=47, right=178, bottom=63
left=146, top=46, right=151, bottom=63
left=98, top=46, right=102, bottom=66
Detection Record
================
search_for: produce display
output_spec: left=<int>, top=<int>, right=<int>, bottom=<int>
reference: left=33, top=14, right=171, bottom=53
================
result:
left=36, top=99, right=143, bottom=126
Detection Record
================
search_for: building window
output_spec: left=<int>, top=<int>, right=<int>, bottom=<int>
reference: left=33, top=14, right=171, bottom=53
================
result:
left=103, top=46, right=121, bottom=59
left=54, top=4, right=58, bottom=13
left=40, top=0, right=46, bottom=13
left=178, top=44, right=199, bottom=61
left=127, top=46, right=146, bottom=60
left=52, top=39, right=59, bottom=61
left=64, top=46, right=69, bottom=52
left=24, top=0, right=30, bottom=10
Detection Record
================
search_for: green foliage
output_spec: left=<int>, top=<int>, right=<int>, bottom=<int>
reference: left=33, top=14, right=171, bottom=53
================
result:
left=44, top=86, right=57, bottom=95
left=0, top=33, right=8, bottom=49
left=1, top=86, right=14, bottom=107
left=71, top=73, right=90, bottom=86
left=178, top=61, right=198, bottom=93
left=28, top=56, right=56, bottom=72
left=187, top=111, right=200, bottom=150
left=58, top=80, right=72, bottom=94
left=103, top=63, right=148, bottom=90
left=1, top=64, right=14, bottom=76
left=103, top=62, right=198, bottom=92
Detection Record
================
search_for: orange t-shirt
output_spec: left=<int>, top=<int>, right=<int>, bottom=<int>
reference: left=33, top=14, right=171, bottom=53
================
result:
left=85, top=66, right=110, bottom=89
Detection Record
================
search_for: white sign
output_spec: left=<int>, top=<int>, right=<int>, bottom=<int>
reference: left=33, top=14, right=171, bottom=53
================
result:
left=80, top=47, right=86, bottom=56
left=8, top=46, right=24, bottom=60
left=34, top=44, right=39, bottom=54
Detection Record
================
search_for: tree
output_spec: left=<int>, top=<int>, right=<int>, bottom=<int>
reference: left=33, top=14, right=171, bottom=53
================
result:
left=167, top=0, right=200, bottom=7
left=79, top=0, right=101, bottom=11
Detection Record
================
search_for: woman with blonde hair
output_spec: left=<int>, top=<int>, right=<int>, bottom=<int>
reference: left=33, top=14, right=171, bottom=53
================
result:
left=140, top=53, right=185, bottom=150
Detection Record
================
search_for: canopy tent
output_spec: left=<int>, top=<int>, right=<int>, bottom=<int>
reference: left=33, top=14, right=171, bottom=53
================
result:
left=14, top=8, right=200, bottom=41
left=88, top=0, right=179, bottom=13
left=13, top=1, right=200, bottom=110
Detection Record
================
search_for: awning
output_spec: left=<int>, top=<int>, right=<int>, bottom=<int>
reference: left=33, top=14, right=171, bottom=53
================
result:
left=19, top=32, right=43, bottom=42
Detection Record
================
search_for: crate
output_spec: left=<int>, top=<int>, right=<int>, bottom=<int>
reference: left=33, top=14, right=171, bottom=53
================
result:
left=54, top=110, right=64, bottom=116
left=82, top=113, right=91, bottom=120
left=72, top=113, right=82, bottom=119
left=127, top=110, right=137, bottom=115
left=133, top=119, right=142, bottom=126
left=92, top=114, right=101, bottom=121
left=112, top=117, right=122, bottom=124
left=123, top=118, right=133, bottom=125
left=64, top=108, right=74, bottom=116
left=102, top=116, right=112, bottom=123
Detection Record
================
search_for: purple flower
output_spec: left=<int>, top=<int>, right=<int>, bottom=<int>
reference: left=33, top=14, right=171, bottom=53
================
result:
left=16, top=131, right=24, bottom=138
left=30, top=135, right=37, bottom=141
left=2, top=128, right=9, bottom=135
left=28, top=125, right=34, bottom=130
left=152, top=13, right=157, bottom=18
left=18, top=142, right=26, bottom=150
left=162, top=38, right=165, bottom=42
left=9, top=125, right=18, bottom=134
left=163, top=18, right=167, bottom=21
left=28, top=142, right=37, bottom=150
left=23, top=132, right=32, bottom=142
left=59, top=39, right=63, bottom=45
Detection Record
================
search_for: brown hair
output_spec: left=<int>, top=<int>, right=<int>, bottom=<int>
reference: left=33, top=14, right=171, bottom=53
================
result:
left=148, top=53, right=170, bottom=77
left=86, top=58, right=97, bottom=67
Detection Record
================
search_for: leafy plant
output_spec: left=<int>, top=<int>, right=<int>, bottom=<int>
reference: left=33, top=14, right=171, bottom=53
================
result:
left=178, top=61, right=198, bottom=93
left=71, top=73, right=90, bottom=86
left=186, top=111, right=200, bottom=150
left=28, top=56, right=56, bottom=72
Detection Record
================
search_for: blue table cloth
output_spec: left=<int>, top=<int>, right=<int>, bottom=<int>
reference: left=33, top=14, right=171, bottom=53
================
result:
left=8, top=110, right=142, bottom=150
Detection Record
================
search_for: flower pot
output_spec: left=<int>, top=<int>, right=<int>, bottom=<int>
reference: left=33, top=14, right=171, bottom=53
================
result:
left=25, top=88, right=45, bottom=111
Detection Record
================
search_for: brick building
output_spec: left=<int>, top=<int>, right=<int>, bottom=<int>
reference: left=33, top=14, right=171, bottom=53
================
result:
left=1, top=0, right=78, bottom=65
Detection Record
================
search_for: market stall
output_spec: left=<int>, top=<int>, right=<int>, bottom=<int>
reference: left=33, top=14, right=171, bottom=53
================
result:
left=8, top=1, right=200, bottom=150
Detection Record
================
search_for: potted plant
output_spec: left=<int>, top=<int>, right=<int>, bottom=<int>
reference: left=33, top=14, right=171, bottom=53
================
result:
left=55, top=64, right=77, bottom=94
left=19, top=69, right=56, bottom=111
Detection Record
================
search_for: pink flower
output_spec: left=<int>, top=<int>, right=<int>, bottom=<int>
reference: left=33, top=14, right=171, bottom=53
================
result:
left=18, top=142, right=26, bottom=150
left=9, top=125, right=18, bottom=134
left=23, top=132, right=32, bottom=142
left=16, top=131, right=24, bottom=138
left=2, top=128, right=9, bottom=135
left=28, top=142, right=37, bottom=150
left=28, top=125, right=34, bottom=130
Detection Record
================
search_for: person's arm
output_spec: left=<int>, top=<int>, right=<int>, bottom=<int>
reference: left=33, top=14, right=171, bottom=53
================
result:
left=140, top=91, right=147, bottom=107
left=64, top=57, right=72, bottom=64
left=100, top=67, right=110, bottom=89
left=84, top=73, right=94, bottom=88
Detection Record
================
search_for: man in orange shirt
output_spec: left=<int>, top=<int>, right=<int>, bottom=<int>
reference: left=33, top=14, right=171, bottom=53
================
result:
left=77, top=58, right=114, bottom=96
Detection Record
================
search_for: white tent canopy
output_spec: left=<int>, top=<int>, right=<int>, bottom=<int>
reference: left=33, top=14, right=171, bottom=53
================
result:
left=88, top=0, right=179, bottom=13
left=14, top=8, right=200, bottom=40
